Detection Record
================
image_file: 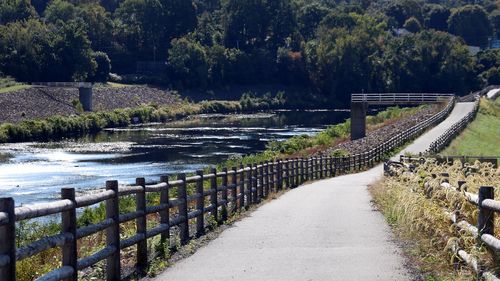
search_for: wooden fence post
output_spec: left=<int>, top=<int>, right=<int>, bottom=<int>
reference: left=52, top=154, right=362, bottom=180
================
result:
left=238, top=165, right=245, bottom=209
left=290, top=159, right=296, bottom=187
left=0, top=198, right=15, bottom=281
left=252, top=164, right=259, bottom=203
left=210, top=168, right=218, bottom=223
left=106, top=180, right=120, bottom=281
left=178, top=174, right=189, bottom=245
left=300, top=158, right=305, bottom=183
left=264, top=162, right=270, bottom=196
left=268, top=162, right=273, bottom=194
left=329, top=157, right=334, bottom=177
left=294, top=159, right=298, bottom=184
left=305, top=158, right=311, bottom=181
left=246, top=164, right=253, bottom=206
left=258, top=163, right=264, bottom=198
left=285, top=159, right=290, bottom=188
left=61, top=188, right=77, bottom=281
left=277, top=160, right=283, bottom=191
left=230, top=167, right=238, bottom=213
left=478, top=186, right=495, bottom=243
left=320, top=156, right=324, bottom=179
left=310, top=158, right=315, bottom=179
left=316, top=157, right=320, bottom=179
left=159, top=175, right=169, bottom=249
left=221, top=168, right=228, bottom=222
left=195, top=171, right=205, bottom=237
left=135, top=178, right=147, bottom=274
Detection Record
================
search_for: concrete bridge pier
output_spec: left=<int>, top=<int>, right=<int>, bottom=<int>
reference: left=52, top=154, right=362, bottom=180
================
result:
left=351, top=102, right=367, bottom=140
left=78, top=87, right=93, bottom=111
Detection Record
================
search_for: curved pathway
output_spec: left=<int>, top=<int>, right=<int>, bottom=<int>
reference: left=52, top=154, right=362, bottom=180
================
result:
left=153, top=102, right=476, bottom=281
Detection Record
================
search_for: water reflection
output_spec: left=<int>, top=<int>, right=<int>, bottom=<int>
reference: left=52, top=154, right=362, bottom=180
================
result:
left=0, top=110, right=348, bottom=205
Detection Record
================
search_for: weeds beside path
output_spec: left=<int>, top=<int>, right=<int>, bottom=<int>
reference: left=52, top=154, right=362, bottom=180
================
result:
left=443, top=98, right=500, bottom=156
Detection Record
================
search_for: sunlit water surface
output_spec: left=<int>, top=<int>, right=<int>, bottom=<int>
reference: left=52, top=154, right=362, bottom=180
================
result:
left=0, top=110, right=349, bottom=205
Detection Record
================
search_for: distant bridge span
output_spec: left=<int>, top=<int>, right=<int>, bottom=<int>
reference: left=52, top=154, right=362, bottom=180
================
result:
left=31, top=82, right=94, bottom=111
left=350, top=93, right=454, bottom=140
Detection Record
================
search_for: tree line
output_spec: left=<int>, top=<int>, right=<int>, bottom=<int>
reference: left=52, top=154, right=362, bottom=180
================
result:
left=1, top=0, right=500, bottom=105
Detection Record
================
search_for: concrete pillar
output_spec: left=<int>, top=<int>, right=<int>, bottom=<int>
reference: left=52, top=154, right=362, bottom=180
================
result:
left=350, top=102, right=367, bottom=140
left=78, top=87, right=93, bottom=111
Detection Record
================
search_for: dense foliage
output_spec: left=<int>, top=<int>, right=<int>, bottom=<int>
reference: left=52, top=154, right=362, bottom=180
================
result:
left=1, top=0, right=500, bottom=105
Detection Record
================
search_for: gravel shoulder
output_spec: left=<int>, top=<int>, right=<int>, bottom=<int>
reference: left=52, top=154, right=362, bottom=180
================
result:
left=0, top=86, right=179, bottom=123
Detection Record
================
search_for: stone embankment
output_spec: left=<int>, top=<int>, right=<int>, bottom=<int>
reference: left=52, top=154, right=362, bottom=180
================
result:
left=0, top=86, right=178, bottom=123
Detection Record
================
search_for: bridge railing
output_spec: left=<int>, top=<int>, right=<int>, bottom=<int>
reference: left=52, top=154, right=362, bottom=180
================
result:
left=0, top=97, right=456, bottom=281
left=351, top=93, right=454, bottom=104
left=31, top=82, right=93, bottom=88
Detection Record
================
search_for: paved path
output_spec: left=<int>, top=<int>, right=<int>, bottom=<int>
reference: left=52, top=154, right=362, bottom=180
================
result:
left=154, top=103, right=476, bottom=281
left=399, top=102, right=476, bottom=156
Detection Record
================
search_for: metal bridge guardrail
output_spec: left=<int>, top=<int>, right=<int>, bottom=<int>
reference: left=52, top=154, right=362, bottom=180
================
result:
left=31, top=82, right=93, bottom=88
left=351, top=93, right=454, bottom=104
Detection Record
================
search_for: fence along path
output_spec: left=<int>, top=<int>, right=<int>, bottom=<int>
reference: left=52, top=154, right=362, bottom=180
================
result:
left=0, top=97, right=457, bottom=281
left=389, top=157, right=500, bottom=281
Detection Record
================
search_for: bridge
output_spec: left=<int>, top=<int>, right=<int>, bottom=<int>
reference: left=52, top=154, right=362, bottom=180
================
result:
left=350, top=93, right=454, bottom=140
left=31, top=82, right=94, bottom=112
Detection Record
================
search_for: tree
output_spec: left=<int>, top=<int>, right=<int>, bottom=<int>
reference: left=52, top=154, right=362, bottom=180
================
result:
left=0, top=0, right=37, bottom=24
left=44, top=0, right=77, bottom=23
left=115, top=0, right=197, bottom=62
left=490, top=9, right=500, bottom=36
left=47, top=20, right=97, bottom=81
left=448, top=5, right=493, bottom=47
left=90, top=51, right=111, bottom=82
left=385, top=0, right=423, bottom=27
left=403, top=17, right=422, bottom=33
left=424, top=4, right=450, bottom=31
left=0, top=19, right=95, bottom=81
left=78, top=3, right=113, bottom=51
left=382, top=30, right=477, bottom=94
left=305, top=14, right=388, bottom=104
left=297, top=3, right=330, bottom=40
left=223, top=0, right=270, bottom=51
left=31, top=0, right=51, bottom=15
left=168, top=38, right=208, bottom=87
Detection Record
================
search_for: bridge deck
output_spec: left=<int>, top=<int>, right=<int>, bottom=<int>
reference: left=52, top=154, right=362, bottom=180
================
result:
left=31, top=82, right=92, bottom=88
left=351, top=93, right=454, bottom=105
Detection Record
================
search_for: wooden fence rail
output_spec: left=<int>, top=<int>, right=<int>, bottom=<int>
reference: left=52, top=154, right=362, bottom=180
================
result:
left=427, top=95, right=481, bottom=154
left=390, top=159, right=500, bottom=281
left=0, top=97, right=456, bottom=281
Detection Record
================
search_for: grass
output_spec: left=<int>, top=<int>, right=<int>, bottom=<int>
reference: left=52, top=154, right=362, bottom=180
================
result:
left=443, top=98, right=500, bottom=156
left=0, top=76, right=31, bottom=93
left=0, top=100, right=242, bottom=143
left=0, top=84, right=32, bottom=93
left=371, top=159, right=500, bottom=280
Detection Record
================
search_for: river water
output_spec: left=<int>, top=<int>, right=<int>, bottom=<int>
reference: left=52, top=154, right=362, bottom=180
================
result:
left=0, top=110, right=349, bottom=206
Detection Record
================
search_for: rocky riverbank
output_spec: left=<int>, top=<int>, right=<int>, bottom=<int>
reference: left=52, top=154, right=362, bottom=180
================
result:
left=0, top=86, right=179, bottom=123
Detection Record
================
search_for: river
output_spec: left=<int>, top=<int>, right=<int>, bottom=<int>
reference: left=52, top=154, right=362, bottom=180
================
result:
left=0, top=110, right=349, bottom=206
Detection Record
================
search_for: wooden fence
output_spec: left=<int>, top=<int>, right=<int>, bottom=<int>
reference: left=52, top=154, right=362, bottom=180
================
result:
left=399, top=155, right=499, bottom=168
left=0, top=97, right=456, bottom=281
left=427, top=95, right=481, bottom=154
left=389, top=160, right=500, bottom=281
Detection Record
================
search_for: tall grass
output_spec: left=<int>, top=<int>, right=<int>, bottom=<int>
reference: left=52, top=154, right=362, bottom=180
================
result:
left=0, top=101, right=242, bottom=143
left=371, top=159, right=499, bottom=280
left=443, top=98, right=500, bottom=156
